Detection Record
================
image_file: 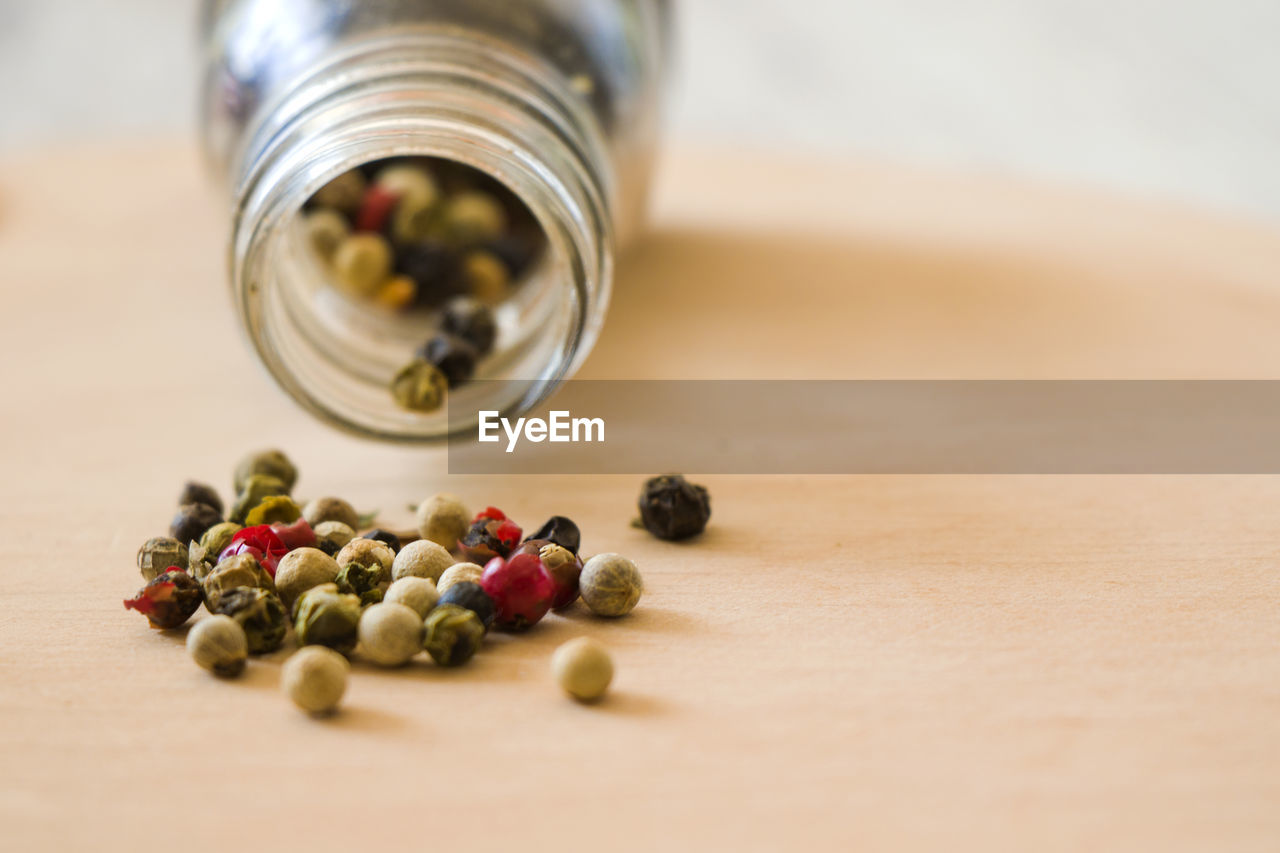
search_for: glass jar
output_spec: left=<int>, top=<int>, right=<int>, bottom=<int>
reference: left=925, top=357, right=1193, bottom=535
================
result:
left=199, top=0, right=670, bottom=440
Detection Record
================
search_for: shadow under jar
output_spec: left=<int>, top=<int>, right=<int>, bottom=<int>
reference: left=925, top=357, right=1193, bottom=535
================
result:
left=200, top=0, right=670, bottom=440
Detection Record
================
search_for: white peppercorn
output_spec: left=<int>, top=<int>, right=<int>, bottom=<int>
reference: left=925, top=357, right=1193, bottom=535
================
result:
left=274, top=547, right=340, bottom=609
left=336, top=538, right=395, bottom=577
left=579, top=553, right=643, bottom=617
left=415, top=493, right=470, bottom=548
left=436, top=562, right=484, bottom=594
left=551, top=637, right=614, bottom=702
left=313, top=520, right=356, bottom=555
left=357, top=602, right=423, bottom=667
left=391, top=539, right=454, bottom=583
left=302, top=496, right=360, bottom=530
left=384, top=576, right=439, bottom=618
left=282, top=646, right=349, bottom=714
left=186, top=615, right=249, bottom=678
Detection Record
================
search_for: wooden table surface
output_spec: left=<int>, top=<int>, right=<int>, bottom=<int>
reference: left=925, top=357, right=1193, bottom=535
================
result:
left=2, top=142, right=1280, bottom=852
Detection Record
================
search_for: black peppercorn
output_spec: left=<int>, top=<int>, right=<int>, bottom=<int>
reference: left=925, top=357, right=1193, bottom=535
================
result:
left=637, top=474, right=711, bottom=541
left=415, top=333, right=478, bottom=387
left=527, top=515, right=581, bottom=554
left=485, top=233, right=541, bottom=279
left=178, top=481, right=223, bottom=515
left=361, top=528, right=402, bottom=553
left=170, top=502, right=224, bottom=546
left=441, top=296, right=497, bottom=355
left=123, top=569, right=203, bottom=630
left=437, top=581, right=497, bottom=631
left=397, top=241, right=464, bottom=308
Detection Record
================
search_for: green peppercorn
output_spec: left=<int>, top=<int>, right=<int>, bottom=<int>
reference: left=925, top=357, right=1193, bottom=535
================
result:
left=293, top=583, right=362, bottom=654
left=214, top=587, right=288, bottom=654
left=304, top=208, right=350, bottom=262
left=136, top=536, right=189, bottom=582
left=384, top=576, right=439, bottom=618
left=228, top=473, right=289, bottom=524
left=311, top=169, right=367, bottom=214
left=334, top=232, right=393, bottom=297
left=579, top=553, right=643, bottom=617
left=282, top=646, right=349, bottom=714
left=335, top=561, right=384, bottom=605
left=391, top=359, right=448, bottom=412
left=187, top=541, right=216, bottom=580
left=302, top=496, right=360, bottom=530
left=551, top=637, right=614, bottom=702
left=423, top=604, right=485, bottom=667
left=187, top=615, right=249, bottom=678
left=244, top=495, right=301, bottom=527
left=232, top=449, right=297, bottom=494
left=274, top=547, right=340, bottom=609
left=415, top=493, right=470, bottom=549
left=170, top=502, right=223, bottom=546
left=202, top=553, right=275, bottom=612
left=357, top=602, right=423, bottom=667
left=123, top=569, right=203, bottom=630
left=198, top=522, right=242, bottom=563
left=178, top=481, right=223, bottom=515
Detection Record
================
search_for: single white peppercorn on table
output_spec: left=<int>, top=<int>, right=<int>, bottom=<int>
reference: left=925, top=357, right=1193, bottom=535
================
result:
left=282, top=646, right=349, bottom=714
left=551, top=637, right=614, bottom=702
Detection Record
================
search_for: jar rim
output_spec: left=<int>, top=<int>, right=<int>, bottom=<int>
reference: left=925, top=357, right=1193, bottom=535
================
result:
left=231, top=34, right=612, bottom=441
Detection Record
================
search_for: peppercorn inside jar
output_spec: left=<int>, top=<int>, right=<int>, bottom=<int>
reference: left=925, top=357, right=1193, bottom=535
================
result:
left=278, top=157, right=564, bottom=433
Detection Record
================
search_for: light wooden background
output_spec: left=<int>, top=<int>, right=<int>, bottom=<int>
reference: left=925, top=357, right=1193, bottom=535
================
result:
left=1, top=142, right=1279, bottom=851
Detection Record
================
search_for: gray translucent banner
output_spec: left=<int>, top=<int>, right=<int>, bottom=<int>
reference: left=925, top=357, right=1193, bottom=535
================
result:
left=446, top=381, right=1280, bottom=474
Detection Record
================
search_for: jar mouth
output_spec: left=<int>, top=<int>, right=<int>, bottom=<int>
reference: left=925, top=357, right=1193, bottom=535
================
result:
left=236, top=112, right=609, bottom=441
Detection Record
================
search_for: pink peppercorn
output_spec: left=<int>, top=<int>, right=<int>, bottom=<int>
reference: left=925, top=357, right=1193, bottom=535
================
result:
left=220, top=525, right=288, bottom=576
left=272, top=517, right=316, bottom=550
left=480, top=554, right=554, bottom=631
left=355, top=185, right=400, bottom=232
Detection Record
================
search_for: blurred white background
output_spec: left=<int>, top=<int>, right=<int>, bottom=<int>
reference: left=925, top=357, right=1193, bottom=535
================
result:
left=0, top=0, right=1276, bottom=219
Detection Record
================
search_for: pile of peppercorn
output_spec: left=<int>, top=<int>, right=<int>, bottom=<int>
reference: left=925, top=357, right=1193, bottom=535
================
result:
left=301, top=157, right=544, bottom=413
left=123, top=451, right=712, bottom=715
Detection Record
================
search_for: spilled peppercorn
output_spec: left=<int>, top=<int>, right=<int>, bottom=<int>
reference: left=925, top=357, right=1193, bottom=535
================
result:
left=123, top=452, right=670, bottom=716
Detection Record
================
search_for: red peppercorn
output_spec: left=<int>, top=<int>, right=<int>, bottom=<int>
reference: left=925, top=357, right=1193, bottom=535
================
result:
left=515, top=539, right=582, bottom=610
left=354, top=185, right=400, bottom=232
left=123, top=568, right=203, bottom=629
left=272, top=517, right=316, bottom=550
left=220, top=524, right=288, bottom=576
left=458, top=508, right=523, bottom=563
left=480, top=554, right=554, bottom=631
left=475, top=506, right=506, bottom=523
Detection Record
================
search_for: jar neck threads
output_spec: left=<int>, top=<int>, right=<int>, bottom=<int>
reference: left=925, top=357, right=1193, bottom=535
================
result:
left=230, top=30, right=614, bottom=441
